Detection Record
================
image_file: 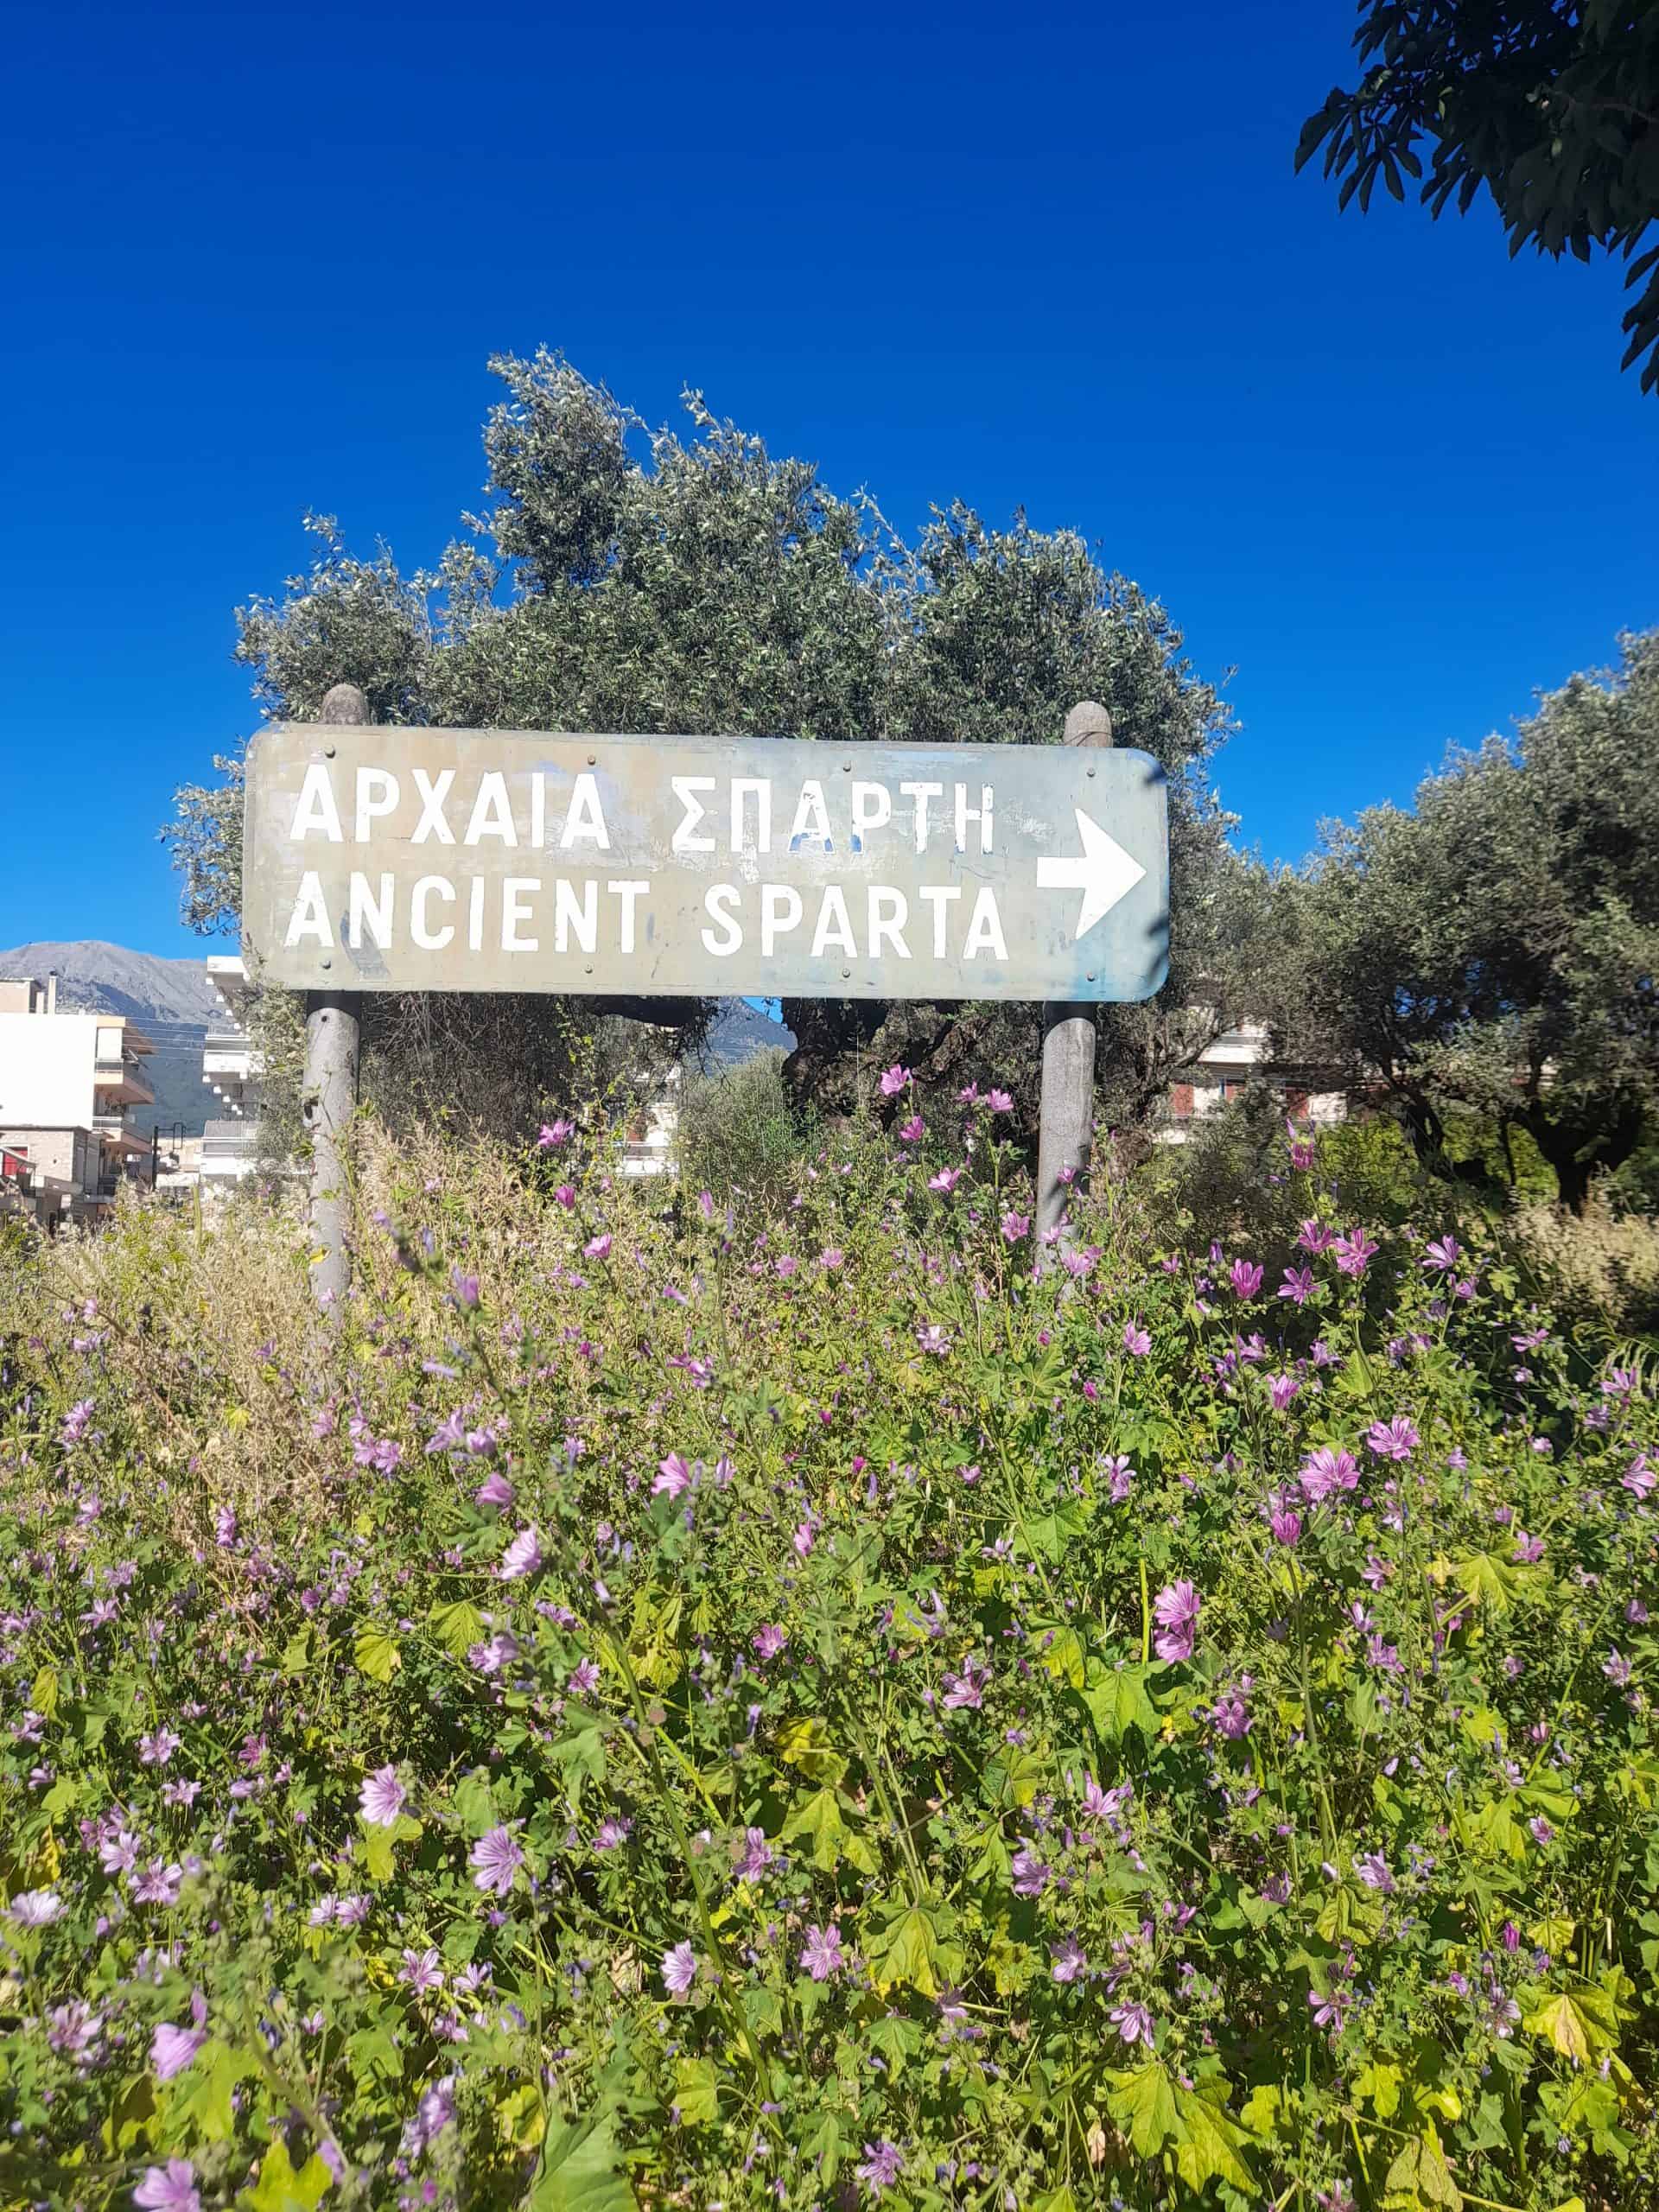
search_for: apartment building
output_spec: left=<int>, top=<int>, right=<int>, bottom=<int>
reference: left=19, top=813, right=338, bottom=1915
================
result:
left=1165, top=1021, right=1352, bottom=1141
left=0, top=972, right=156, bottom=1226
left=199, top=954, right=262, bottom=1190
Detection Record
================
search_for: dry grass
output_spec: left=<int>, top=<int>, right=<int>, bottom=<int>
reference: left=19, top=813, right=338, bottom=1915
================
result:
left=1511, top=1193, right=1659, bottom=1343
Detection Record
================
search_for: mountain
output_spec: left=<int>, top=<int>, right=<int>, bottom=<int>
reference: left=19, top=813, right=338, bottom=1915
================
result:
left=702, top=999, right=795, bottom=1068
left=0, top=939, right=226, bottom=1137
left=0, top=940, right=221, bottom=1025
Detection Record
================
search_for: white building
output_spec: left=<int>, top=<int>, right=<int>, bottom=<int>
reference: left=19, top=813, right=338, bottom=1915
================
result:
left=0, top=972, right=156, bottom=1225
left=199, top=954, right=263, bottom=1189
left=1164, top=1022, right=1351, bottom=1143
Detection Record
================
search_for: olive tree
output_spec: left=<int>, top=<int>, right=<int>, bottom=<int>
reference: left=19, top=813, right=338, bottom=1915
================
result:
left=1281, top=632, right=1659, bottom=1211
left=166, top=349, right=1249, bottom=1146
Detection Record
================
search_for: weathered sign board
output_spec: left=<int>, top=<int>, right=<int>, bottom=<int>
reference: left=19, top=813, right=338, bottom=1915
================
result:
left=243, top=726, right=1169, bottom=1002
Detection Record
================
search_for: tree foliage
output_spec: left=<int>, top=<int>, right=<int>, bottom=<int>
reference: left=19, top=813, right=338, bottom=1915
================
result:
left=1299, top=1, right=1659, bottom=391
left=165, top=349, right=1250, bottom=1145
left=1278, top=632, right=1659, bottom=1209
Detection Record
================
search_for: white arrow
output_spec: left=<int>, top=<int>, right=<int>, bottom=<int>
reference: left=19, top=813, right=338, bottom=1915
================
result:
left=1036, top=807, right=1147, bottom=939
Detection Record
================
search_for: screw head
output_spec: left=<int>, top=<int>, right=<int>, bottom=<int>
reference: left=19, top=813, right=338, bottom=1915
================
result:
left=320, top=957, right=332, bottom=970
left=587, top=753, right=597, bottom=766
left=1086, top=765, right=1095, bottom=777
left=324, top=745, right=336, bottom=760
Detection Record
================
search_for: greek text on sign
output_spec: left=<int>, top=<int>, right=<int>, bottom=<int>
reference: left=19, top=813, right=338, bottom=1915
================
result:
left=242, top=728, right=1169, bottom=1001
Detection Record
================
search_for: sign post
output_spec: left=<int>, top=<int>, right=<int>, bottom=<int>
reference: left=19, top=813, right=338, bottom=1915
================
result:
left=243, top=708, right=1169, bottom=1303
left=302, top=683, right=368, bottom=1313
left=1034, top=701, right=1114, bottom=1264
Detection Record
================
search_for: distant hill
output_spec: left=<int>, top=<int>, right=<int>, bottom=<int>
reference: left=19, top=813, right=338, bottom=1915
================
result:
left=703, top=999, right=794, bottom=1068
left=0, top=940, right=221, bottom=1025
left=0, top=939, right=225, bottom=1136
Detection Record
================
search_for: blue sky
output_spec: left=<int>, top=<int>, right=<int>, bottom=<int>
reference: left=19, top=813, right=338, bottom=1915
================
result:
left=1, top=0, right=1653, bottom=959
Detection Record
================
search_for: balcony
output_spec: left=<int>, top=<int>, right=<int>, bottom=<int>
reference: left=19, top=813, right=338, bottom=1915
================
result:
left=93, top=1058, right=156, bottom=1109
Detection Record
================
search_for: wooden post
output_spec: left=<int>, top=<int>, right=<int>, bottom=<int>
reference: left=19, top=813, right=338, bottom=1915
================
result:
left=303, top=683, right=369, bottom=1313
left=1034, top=700, right=1114, bottom=1266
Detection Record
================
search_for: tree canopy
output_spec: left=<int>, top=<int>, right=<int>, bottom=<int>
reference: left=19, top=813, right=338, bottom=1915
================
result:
left=167, top=349, right=1254, bottom=1146
left=1278, top=631, right=1659, bottom=1209
left=1299, top=1, right=1659, bottom=392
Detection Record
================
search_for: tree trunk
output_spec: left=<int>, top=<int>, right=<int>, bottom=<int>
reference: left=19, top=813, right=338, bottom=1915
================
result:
left=1520, top=1095, right=1647, bottom=1216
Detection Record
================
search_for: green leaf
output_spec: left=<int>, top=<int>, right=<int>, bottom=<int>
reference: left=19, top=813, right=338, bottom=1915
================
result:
left=551, top=1710, right=608, bottom=1806
left=528, top=2112, right=635, bottom=2211
left=1034, top=1623, right=1086, bottom=1689
left=170, top=2040, right=260, bottom=2142
left=1173, top=2081, right=1256, bottom=2196
left=781, top=1787, right=875, bottom=1874
left=1106, top=2061, right=1178, bottom=2160
left=868, top=1903, right=960, bottom=1999
left=866, top=2013, right=924, bottom=2074
left=30, top=1665, right=59, bottom=1718
left=1355, top=2059, right=1404, bottom=2118
left=775, top=1715, right=847, bottom=1785
left=353, top=1628, right=402, bottom=1682
left=429, top=1599, right=486, bottom=1659
left=1448, top=1551, right=1520, bottom=1618
left=1080, top=1658, right=1158, bottom=1743
left=359, top=1812, right=422, bottom=1884
left=1523, top=1988, right=1613, bottom=2065
left=241, top=2140, right=333, bottom=2212
left=1382, top=2126, right=1463, bottom=2209
left=672, top=2057, right=720, bottom=2126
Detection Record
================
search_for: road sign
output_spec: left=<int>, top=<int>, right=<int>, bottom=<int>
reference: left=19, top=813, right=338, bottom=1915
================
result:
left=243, top=725, right=1168, bottom=1002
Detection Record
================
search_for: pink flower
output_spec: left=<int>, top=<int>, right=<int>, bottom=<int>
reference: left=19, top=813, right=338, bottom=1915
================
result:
left=986, top=1089, right=1014, bottom=1114
left=1109, top=2001, right=1155, bottom=2047
left=468, top=1825, right=524, bottom=1897
left=8, top=1888, right=62, bottom=1927
left=1050, top=1935, right=1087, bottom=1983
left=150, top=2005, right=207, bottom=2082
left=800, top=1923, right=845, bottom=1980
left=1270, top=1509, right=1302, bottom=1547
left=653, top=1453, right=692, bottom=1498
left=499, top=1526, right=543, bottom=1580
left=474, top=1470, right=514, bottom=1509
left=928, top=1166, right=962, bottom=1195
left=1422, top=1236, right=1461, bottom=1273
left=1300, top=1446, right=1358, bottom=1500
left=1354, top=1852, right=1395, bottom=1893
left=1296, top=1219, right=1336, bottom=1254
left=878, top=1064, right=911, bottom=1097
left=583, top=1233, right=613, bottom=1261
left=1153, top=1580, right=1200, bottom=1662
left=661, top=1941, right=698, bottom=1996
left=1001, top=1211, right=1030, bottom=1243
left=1622, top=1456, right=1655, bottom=1499
left=1267, top=1372, right=1300, bottom=1411
left=359, top=1765, right=407, bottom=1827
left=897, top=1115, right=925, bottom=1143
left=1366, top=1416, right=1418, bottom=1462
left=818, top=1247, right=844, bottom=1269
left=554, top=1184, right=576, bottom=1209
left=1334, top=1228, right=1378, bottom=1277
left=133, top=2159, right=201, bottom=2212
left=1229, top=1258, right=1263, bottom=1300
left=399, top=1947, right=443, bottom=1993
left=537, top=1117, right=575, bottom=1149
left=1122, top=1321, right=1151, bottom=1357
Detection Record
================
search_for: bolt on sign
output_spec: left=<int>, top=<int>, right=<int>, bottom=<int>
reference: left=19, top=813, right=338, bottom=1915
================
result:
left=242, top=728, right=1168, bottom=1001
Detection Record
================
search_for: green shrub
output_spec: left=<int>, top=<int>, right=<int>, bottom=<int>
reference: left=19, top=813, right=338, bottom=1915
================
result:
left=677, top=1048, right=815, bottom=1210
left=1, top=1097, right=1656, bottom=2209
